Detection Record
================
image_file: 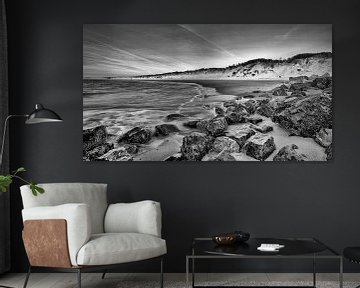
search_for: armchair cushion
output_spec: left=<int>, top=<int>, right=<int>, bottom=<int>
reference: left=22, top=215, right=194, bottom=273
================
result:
left=22, top=204, right=91, bottom=266
left=21, top=183, right=108, bottom=234
left=76, top=233, right=167, bottom=266
left=104, top=201, right=162, bottom=237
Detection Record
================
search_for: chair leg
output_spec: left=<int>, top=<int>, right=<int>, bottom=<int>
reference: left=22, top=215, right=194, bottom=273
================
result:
left=23, top=266, right=31, bottom=288
left=77, top=269, right=81, bottom=288
left=101, top=270, right=107, bottom=279
left=160, top=257, right=164, bottom=288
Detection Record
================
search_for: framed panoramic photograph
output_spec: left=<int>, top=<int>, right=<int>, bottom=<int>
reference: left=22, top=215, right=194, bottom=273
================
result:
left=83, top=24, right=332, bottom=161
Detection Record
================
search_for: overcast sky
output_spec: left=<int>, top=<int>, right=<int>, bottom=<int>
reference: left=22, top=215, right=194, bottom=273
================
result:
left=83, top=24, right=332, bottom=78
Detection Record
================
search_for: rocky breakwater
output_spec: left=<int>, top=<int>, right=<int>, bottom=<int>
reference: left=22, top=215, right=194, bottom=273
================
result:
left=83, top=122, right=181, bottom=161
left=166, top=99, right=279, bottom=161
left=83, top=74, right=332, bottom=161
left=168, top=74, right=332, bottom=161
left=256, top=74, right=332, bottom=160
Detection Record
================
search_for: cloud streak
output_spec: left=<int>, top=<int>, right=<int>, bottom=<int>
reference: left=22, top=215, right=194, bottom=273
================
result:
left=177, top=24, right=236, bottom=58
left=83, top=24, right=332, bottom=77
left=275, top=24, right=301, bottom=41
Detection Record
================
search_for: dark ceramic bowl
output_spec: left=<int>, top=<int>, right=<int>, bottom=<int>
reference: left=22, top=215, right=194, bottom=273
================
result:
left=212, top=233, right=237, bottom=245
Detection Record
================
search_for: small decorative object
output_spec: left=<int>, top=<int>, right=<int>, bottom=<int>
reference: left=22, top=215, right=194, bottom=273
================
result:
left=212, top=233, right=238, bottom=245
left=212, top=230, right=250, bottom=245
left=233, top=230, right=250, bottom=242
left=257, top=243, right=284, bottom=252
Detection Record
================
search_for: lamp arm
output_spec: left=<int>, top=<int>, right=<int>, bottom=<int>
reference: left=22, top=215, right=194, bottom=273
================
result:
left=0, top=114, right=28, bottom=168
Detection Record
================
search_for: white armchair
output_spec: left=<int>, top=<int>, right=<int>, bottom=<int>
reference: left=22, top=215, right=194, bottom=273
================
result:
left=20, top=183, right=166, bottom=288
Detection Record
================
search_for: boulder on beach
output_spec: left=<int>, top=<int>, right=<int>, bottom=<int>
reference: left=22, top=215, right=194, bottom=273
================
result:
left=205, top=117, right=228, bottom=136
left=289, top=82, right=312, bottom=92
left=226, top=124, right=256, bottom=148
left=291, top=91, right=306, bottom=97
left=309, top=74, right=319, bottom=81
left=118, top=127, right=152, bottom=144
left=244, top=100, right=257, bottom=114
left=257, top=98, right=270, bottom=106
left=202, top=104, right=212, bottom=110
left=202, top=151, right=239, bottom=161
left=211, top=136, right=240, bottom=153
left=123, top=144, right=139, bottom=154
left=325, top=145, right=332, bottom=160
left=278, top=84, right=289, bottom=90
left=312, top=77, right=332, bottom=89
left=164, top=153, right=183, bottom=161
left=283, top=97, right=298, bottom=105
left=196, top=119, right=210, bottom=132
left=246, top=116, right=263, bottom=124
left=272, top=87, right=287, bottom=96
left=273, top=144, right=307, bottom=161
left=259, top=93, right=272, bottom=98
left=223, top=100, right=238, bottom=108
left=154, top=124, right=180, bottom=136
left=98, top=147, right=134, bottom=161
left=289, top=76, right=309, bottom=83
left=243, top=95, right=256, bottom=99
left=215, top=106, right=225, bottom=116
left=165, top=113, right=187, bottom=121
left=225, top=106, right=248, bottom=124
left=252, top=124, right=273, bottom=133
left=271, top=94, right=332, bottom=137
left=84, top=142, right=114, bottom=161
left=83, top=125, right=108, bottom=151
left=183, top=120, right=200, bottom=128
left=180, top=132, right=214, bottom=161
left=256, top=102, right=274, bottom=118
left=243, top=133, right=276, bottom=160
left=314, top=128, right=332, bottom=147
left=257, top=97, right=294, bottom=117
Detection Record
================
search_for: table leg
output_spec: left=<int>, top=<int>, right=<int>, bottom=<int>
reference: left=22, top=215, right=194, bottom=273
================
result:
left=192, top=246, right=195, bottom=288
left=192, top=257, right=195, bottom=288
left=186, top=257, right=189, bottom=288
left=339, top=257, right=343, bottom=288
left=313, top=254, right=316, bottom=287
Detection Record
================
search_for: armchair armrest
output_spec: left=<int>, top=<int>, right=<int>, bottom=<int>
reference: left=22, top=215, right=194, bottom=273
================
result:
left=22, top=203, right=91, bottom=266
left=104, top=200, right=162, bottom=237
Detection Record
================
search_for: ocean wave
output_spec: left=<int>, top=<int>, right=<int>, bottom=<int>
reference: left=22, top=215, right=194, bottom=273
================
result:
left=176, top=82, right=218, bottom=114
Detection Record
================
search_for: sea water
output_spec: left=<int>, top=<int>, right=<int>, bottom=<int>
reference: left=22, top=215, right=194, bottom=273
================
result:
left=83, top=79, right=281, bottom=136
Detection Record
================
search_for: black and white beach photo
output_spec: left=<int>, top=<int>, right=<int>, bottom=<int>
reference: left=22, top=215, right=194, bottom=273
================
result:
left=83, top=24, right=332, bottom=161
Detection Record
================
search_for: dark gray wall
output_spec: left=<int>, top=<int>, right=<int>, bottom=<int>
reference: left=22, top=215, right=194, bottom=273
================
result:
left=5, top=0, right=360, bottom=273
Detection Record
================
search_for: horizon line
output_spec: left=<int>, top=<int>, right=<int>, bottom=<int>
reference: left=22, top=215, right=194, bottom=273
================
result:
left=84, top=51, right=332, bottom=79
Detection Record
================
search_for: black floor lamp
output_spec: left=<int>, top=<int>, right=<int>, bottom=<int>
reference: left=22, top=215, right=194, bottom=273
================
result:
left=0, top=103, right=63, bottom=167
left=0, top=103, right=62, bottom=288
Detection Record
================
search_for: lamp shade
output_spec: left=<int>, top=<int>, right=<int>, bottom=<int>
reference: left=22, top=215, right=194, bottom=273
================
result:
left=25, top=104, right=63, bottom=124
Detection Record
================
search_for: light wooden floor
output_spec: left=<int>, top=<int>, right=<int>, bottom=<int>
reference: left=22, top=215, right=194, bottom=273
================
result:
left=0, top=273, right=359, bottom=288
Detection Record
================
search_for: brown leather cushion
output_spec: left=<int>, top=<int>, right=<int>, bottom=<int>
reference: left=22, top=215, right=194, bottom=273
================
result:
left=23, top=219, right=72, bottom=268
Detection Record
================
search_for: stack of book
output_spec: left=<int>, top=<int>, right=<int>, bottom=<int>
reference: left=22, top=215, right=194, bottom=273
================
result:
left=257, top=243, right=285, bottom=252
